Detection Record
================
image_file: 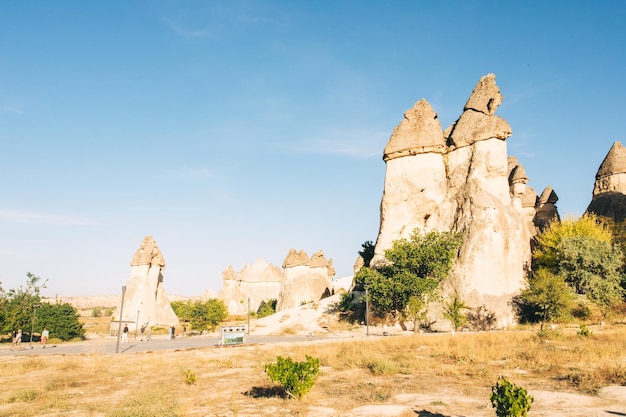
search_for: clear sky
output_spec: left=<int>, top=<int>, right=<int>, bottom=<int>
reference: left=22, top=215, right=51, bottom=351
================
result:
left=1, top=1, right=625, bottom=297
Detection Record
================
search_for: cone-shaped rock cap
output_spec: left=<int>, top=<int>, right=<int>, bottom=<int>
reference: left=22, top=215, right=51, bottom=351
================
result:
left=538, top=186, right=559, bottom=205
left=282, top=248, right=310, bottom=268
left=464, top=73, right=503, bottom=115
left=596, top=141, right=626, bottom=179
left=383, top=99, right=446, bottom=161
left=130, top=236, right=166, bottom=268
left=510, top=164, right=529, bottom=184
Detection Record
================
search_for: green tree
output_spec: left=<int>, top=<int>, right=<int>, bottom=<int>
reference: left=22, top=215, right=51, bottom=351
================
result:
left=189, top=299, right=228, bottom=332
left=515, top=268, right=574, bottom=329
left=171, top=300, right=191, bottom=322
left=533, top=214, right=613, bottom=272
left=403, top=295, right=428, bottom=332
left=37, top=302, right=85, bottom=340
left=557, top=235, right=624, bottom=315
left=358, top=240, right=375, bottom=268
left=0, top=273, right=84, bottom=341
left=257, top=299, right=277, bottom=318
left=442, top=296, right=469, bottom=332
left=0, top=273, right=46, bottom=335
left=532, top=214, right=625, bottom=316
left=354, top=230, right=462, bottom=321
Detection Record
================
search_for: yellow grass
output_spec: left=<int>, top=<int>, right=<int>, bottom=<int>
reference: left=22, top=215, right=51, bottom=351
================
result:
left=1, top=324, right=625, bottom=416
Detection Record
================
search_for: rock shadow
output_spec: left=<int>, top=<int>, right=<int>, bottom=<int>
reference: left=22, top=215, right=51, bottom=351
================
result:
left=244, top=386, right=287, bottom=399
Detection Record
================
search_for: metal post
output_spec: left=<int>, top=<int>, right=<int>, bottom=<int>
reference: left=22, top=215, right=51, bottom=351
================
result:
left=365, top=284, right=369, bottom=337
left=135, top=307, right=140, bottom=340
left=115, top=286, right=127, bottom=354
left=29, top=303, right=41, bottom=348
left=247, top=294, right=251, bottom=335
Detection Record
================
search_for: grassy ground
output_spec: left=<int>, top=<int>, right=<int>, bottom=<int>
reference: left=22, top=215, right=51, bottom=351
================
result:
left=0, top=321, right=625, bottom=416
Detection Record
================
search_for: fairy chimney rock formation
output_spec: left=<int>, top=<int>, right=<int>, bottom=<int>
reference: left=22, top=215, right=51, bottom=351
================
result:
left=374, top=74, right=533, bottom=329
left=277, top=249, right=334, bottom=311
left=113, top=236, right=178, bottom=332
left=586, top=141, right=626, bottom=222
left=218, top=258, right=283, bottom=315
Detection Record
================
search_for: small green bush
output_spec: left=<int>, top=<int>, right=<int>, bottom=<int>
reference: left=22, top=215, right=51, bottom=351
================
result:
left=257, top=299, right=277, bottom=318
left=92, top=307, right=102, bottom=317
left=577, top=323, right=592, bottom=337
left=264, top=355, right=320, bottom=400
left=490, top=376, right=533, bottom=417
left=184, top=369, right=197, bottom=385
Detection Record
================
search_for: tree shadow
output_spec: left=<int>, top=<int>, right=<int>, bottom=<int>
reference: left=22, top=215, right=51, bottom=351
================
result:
left=243, top=385, right=287, bottom=399
left=606, top=412, right=626, bottom=416
left=413, top=410, right=453, bottom=417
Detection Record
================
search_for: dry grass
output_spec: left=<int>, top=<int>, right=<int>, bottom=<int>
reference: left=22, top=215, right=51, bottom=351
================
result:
left=1, top=324, right=625, bottom=416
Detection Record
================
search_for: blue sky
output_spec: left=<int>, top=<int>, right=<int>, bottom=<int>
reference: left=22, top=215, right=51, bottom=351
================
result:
left=1, top=1, right=625, bottom=297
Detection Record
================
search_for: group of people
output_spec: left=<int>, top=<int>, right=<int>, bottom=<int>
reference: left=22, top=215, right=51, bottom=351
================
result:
left=10, top=327, right=49, bottom=350
left=120, top=322, right=152, bottom=343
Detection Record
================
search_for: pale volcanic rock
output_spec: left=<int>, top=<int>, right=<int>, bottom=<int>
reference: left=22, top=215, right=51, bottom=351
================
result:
left=277, top=249, right=333, bottom=311
left=218, top=258, right=283, bottom=316
left=373, top=74, right=534, bottom=329
left=113, top=236, right=179, bottom=332
left=586, top=141, right=626, bottom=222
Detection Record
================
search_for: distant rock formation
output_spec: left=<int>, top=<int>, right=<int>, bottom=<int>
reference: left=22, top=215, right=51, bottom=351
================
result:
left=218, top=249, right=335, bottom=315
left=112, top=236, right=179, bottom=332
left=277, top=249, right=334, bottom=310
left=372, top=74, right=556, bottom=328
left=218, top=258, right=283, bottom=316
left=586, top=141, right=626, bottom=222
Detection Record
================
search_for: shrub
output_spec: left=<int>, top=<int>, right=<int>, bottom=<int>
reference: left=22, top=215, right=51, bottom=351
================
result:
left=467, top=305, right=496, bottom=331
left=264, top=355, right=320, bottom=400
left=184, top=369, right=197, bottom=385
left=92, top=307, right=102, bottom=317
left=490, top=376, right=533, bottom=417
left=577, top=323, right=592, bottom=337
left=257, top=299, right=277, bottom=318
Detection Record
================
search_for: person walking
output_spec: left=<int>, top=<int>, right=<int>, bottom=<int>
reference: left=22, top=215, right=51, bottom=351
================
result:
left=140, top=323, right=148, bottom=341
left=121, top=324, right=129, bottom=343
left=41, top=328, right=49, bottom=349
left=14, top=329, right=23, bottom=350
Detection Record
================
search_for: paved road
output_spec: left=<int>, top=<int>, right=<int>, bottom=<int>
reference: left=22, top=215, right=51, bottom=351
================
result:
left=0, top=333, right=359, bottom=356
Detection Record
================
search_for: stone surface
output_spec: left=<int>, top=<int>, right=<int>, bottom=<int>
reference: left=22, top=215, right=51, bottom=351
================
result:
left=112, top=236, right=179, bottom=332
left=372, top=74, right=545, bottom=329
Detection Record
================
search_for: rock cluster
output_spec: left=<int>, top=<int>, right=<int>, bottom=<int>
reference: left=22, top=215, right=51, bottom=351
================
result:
left=218, top=249, right=335, bottom=315
left=112, top=236, right=179, bottom=332
left=586, top=141, right=626, bottom=222
left=372, top=74, right=558, bottom=328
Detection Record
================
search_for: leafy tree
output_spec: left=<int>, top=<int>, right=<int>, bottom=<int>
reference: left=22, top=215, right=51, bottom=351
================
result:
left=532, top=214, right=625, bottom=316
left=354, top=230, right=462, bottom=321
left=533, top=214, right=613, bottom=272
left=257, top=299, right=277, bottom=318
left=358, top=240, right=375, bottom=268
left=403, top=295, right=428, bottom=332
left=0, top=273, right=84, bottom=341
left=557, top=235, right=624, bottom=315
left=0, top=273, right=46, bottom=335
left=37, top=302, right=85, bottom=340
left=189, top=299, right=228, bottom=332
left=442, top=296, right=469, bottom=332
left=515, top=268, right=574, bottom=329
left=170, top=300, right=192, bottom=322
